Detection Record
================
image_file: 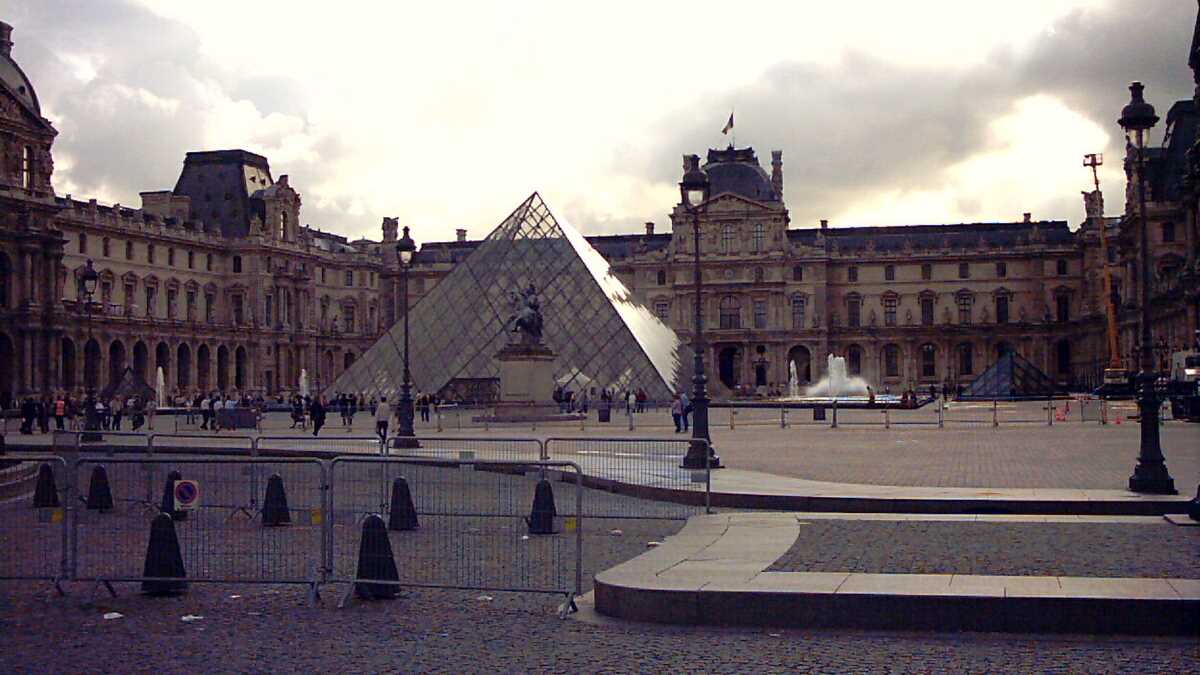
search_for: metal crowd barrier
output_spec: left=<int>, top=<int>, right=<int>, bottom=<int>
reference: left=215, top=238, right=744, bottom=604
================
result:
left=543, top=437, right=711, bottom=519
left=327, top=456, right=583, bottom=610
left=0, top=455, right=69, bottom=590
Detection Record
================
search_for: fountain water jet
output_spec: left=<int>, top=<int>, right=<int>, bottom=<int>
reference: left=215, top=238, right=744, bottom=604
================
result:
left=805, top=354, right=869, bottom=398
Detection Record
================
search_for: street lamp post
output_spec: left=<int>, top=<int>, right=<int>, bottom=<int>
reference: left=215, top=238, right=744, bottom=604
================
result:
left=80, top=259, right=101, bottom=442
left=680, top=164, right=721, bottom=469
left=394, top=227, right=420, bottom=449
left=1119, top=81, right=1175, bottom=494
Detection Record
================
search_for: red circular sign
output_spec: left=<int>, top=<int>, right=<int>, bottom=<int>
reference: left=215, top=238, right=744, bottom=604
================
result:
left=174, top=480, right=198, bottom=505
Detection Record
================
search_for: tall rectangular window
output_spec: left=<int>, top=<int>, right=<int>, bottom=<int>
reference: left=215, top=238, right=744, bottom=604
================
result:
left=144, top=287, right=157, bottom=317
left=232, top=295, right=244, bottom=325
left=791, top=295, right=806, bottom=329
left=921, top=264, right=932, bottom=281
left=1056, top=295, right=1070, bottom=322
left=345, top=270, right=354, bottom=286
left=957, top=294, right=973, bottom=324
left=102, top=238, right=111, bottom=257
left=883, top=295, right=897, bottom=326
left=206, top=253, right=213, bottom=271
left=125, top=241, right=133, bottom=260
left=996, top=262, right=1007, bottom=278
left=921, top=297, right=935, bottom=325
left=792, top=265, right=803, bottom=281
left=1056, top=259, right=1068, bottom=275
left=721, top=225, right=735, bottom=254
left=232, top=255, right=241, bottom=273
left=21, top=146, right=33, bottom=190
left=148, top=244, right=155, bottom=264
left=168, top=248, right=175, bottom=266
left=167, top=289, right=177, bottom=319
left=884, top=265, right=895, bottom=281
left=753, top=300, right=768, bottom=329
left=78, top=232, right=88, bottom=254
left=187, top=251, right=194, bottom=269
left=847, top=296, right=861, bottom=327
left=751, top=224, right=764, bottom=253
left=654, top=301, right=669, bottom=322
left=958, top=262, right=970, bottom=279
left=884, top=345, right=899, bottom=377
left=995, top=295, right=1009, bottom=324
left=1162, top=222, right=1175, bottom=243
left=205, top=293, right=215, bottom=322
left=847, top=266, right=858, bottom=282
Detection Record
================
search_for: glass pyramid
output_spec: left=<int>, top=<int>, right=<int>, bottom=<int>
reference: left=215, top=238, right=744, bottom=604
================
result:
left=330, top=193, right=683, bottom=403
left=960, top=351, right=1057, bottom=400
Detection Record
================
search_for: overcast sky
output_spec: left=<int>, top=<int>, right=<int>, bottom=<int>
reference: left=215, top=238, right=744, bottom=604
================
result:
left=5, top=0, right=1196, bottom=245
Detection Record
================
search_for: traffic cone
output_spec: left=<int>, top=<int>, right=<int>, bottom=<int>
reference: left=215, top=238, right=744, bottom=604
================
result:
left=141, top=512, right=188, bottom=595
left=160, top=470, right=187, bottom=521
left=32, top=463, right=59, bottom=508
left=353, top=514, right=399, bottom=600
left=261, top=474, right=291, bottom=527
left=525, top=479, right=558, bottom=535
left=85, top=465, right=114, bottom=512
left=388, top=476, right=419, bottom=531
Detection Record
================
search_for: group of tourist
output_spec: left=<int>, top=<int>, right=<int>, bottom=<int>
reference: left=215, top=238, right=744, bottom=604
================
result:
left=12, top=392, right=158, bottom=434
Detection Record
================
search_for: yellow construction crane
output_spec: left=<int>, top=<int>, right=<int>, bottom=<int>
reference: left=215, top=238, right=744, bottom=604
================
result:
left=1083, top=153, right=1131, bottom=395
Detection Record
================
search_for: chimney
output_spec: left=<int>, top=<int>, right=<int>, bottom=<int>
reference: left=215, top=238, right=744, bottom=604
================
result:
left=1023, top=212, right=1032, bottom=223
left=0, top=22, right=12, bottom=58
left=456, top=228, right=467, bottom=242
left=820, top=219, right=828, bottom=230
left=770, top=150, right=783, bottom=199
left=682, top=153, right=700, bottom=172
left=278, top=174, right=289, bottom=187
left=645, top=222, right=655, bottom=236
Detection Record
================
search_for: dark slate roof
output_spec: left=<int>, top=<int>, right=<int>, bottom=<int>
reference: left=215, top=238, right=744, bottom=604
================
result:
left=412, top=232, right=673, bottom=264
left=413, top=240, right=481, bottom=264
left=703, top=146, right=778, bottom=202
left=1152, top=99, right=1197, bottom=202
left=787, top=220, right=1075, bottom=252
left=171, top=150, right=274, bottom=238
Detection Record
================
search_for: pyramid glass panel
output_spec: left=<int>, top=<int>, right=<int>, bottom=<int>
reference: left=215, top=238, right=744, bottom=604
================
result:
left=329, top=193, right=684, bottom=402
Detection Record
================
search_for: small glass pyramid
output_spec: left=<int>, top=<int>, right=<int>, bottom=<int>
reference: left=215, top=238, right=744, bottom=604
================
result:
left=330, top=193, right=683, bottom=403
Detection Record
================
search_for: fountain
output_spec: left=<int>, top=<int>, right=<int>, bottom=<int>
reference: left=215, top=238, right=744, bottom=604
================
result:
left=788, top=361, right=802, bottom=399
left=806, top=354, right=870, bottom=398
left=299, top=369, right=309, bottom=398
left=156, top=366, right=166, bottom=409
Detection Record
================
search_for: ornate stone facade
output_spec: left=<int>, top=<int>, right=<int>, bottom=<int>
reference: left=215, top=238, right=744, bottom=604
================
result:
left=2, top=14, right=1198, bottom=403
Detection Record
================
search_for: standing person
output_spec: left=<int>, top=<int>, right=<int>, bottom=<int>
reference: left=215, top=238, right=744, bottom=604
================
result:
left=419, top=393, right=431, bottom=423
left=374, top=395, right=391, bottom=442
left=111, top=396, right=123, bottom=431
left=19, top=397, right=34, bottom=434
left=310, top=396, right=327, bottom=437
left=680, top=391, right=690, bottom=432
left=670, top=395, right=683, bottom=433
left=346, top=394, right=357, bottom=430
left=63, top=395, right=76, bottom=431
left=37, top=395, right=51, bottom=434
left=626, top=390, right=636, bottom=416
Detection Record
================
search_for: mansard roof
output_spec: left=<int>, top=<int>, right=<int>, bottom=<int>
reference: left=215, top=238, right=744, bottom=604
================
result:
left=786, top=220, right=1075, bottom=251
left=171, top=149, right=274, bottom=239
left=703, top=146, right=779, bottom=202
left=1150, top=99, right=1198, bottom=203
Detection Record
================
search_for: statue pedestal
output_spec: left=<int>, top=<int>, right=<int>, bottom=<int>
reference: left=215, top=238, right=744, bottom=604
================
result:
left=472, top=342, right=584, bottom=423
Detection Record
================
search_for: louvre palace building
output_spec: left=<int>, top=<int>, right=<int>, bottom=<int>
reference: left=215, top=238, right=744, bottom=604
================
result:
left=1, top=17, right=1197, bottom=403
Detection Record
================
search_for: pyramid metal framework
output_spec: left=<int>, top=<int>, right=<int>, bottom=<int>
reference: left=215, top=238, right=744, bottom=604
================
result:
left=330, top=193, right=683, bottom=402
left=959, top=351, right=1058, bottom=400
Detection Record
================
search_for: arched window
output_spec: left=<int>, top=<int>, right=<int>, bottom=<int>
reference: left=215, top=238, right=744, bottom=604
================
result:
left=721, top=225, right=735, bottom=254
left=883, top=344, right=900, bottom=377
left=791, top=294, right=806, bottom=329
left=920, top=343, right=937, bottom=378
left=957, top=342, right=973, bottom=375
left=846, top=344, right=863, bottom=376
left=719, top=296, right=741, bottom=329
left=751, top=223, right=764, bottom=253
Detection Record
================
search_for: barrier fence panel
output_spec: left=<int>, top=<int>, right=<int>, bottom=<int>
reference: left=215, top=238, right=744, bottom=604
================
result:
left=543, top=438, right=710, bottom=520
left=149, top=433, right=255, bottom=455
left=328, top=457, right=582, bottom=605
left=0, top=455, right=69, bottom=585
left=71, top=457, right=327, bottom=596
left=257, top=435, right=383, bottom=457
left=941, top=401, right=998, bottom=426
left=389, top=437, right=544, bottom=463
left=80, top=431, right=152, bottom=454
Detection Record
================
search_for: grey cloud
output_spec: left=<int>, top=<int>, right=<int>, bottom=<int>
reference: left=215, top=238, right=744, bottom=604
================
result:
left=640, top=0, right=1195, bottom=226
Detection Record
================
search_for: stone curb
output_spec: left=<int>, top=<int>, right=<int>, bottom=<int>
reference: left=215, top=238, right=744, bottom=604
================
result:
left=594, top=514, right=1200, bottom=635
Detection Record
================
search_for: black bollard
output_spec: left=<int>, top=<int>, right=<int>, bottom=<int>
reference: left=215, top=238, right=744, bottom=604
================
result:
left=525, top=479, right=558, bottom=535
left=32, top=463, right=59, bottom=508
left=141, top=512, right=188, bottom=595
left=261, top=474, right=291, bottom=527
left=160, top=470, right=187, bottom=521
left=388, top=476, right=419, bottom=531
left=86, top=465, right=114, bottom=512
left=354, top=514, right=400, bottom=600
left=1188, top=484, right=1199, bottom=522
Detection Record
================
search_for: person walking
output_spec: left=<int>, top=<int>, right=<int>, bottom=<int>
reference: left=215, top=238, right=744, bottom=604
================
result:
left=670, top=395, right=683, bottom=433
left=310, top=396, right=327, bottom=437
left=680, top=392, right=690, bottom=432
left=626, top=390, right=636, bottom=416
left=375, top=395, right=391, bottom=442
left=111, top=396, right=123, bottom=431
left=37, top=395, right=51, bottom=434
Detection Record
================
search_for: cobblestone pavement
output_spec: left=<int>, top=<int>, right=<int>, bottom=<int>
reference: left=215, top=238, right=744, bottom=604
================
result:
left=2, top=579, right=1197, bottom=673
left=768, top=519, right=1200, bottom=578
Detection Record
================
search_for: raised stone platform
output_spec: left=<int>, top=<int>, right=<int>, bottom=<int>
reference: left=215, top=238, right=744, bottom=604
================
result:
left=593, top=512, right=1200, bottom=635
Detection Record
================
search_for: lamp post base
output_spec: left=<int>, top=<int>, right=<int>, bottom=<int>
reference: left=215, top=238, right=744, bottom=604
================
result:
left=391, top=435, right=421, bottom=450
left=1128, top=467, right=1176, bottom=494
left=681, top=440, right=721, bottom=469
